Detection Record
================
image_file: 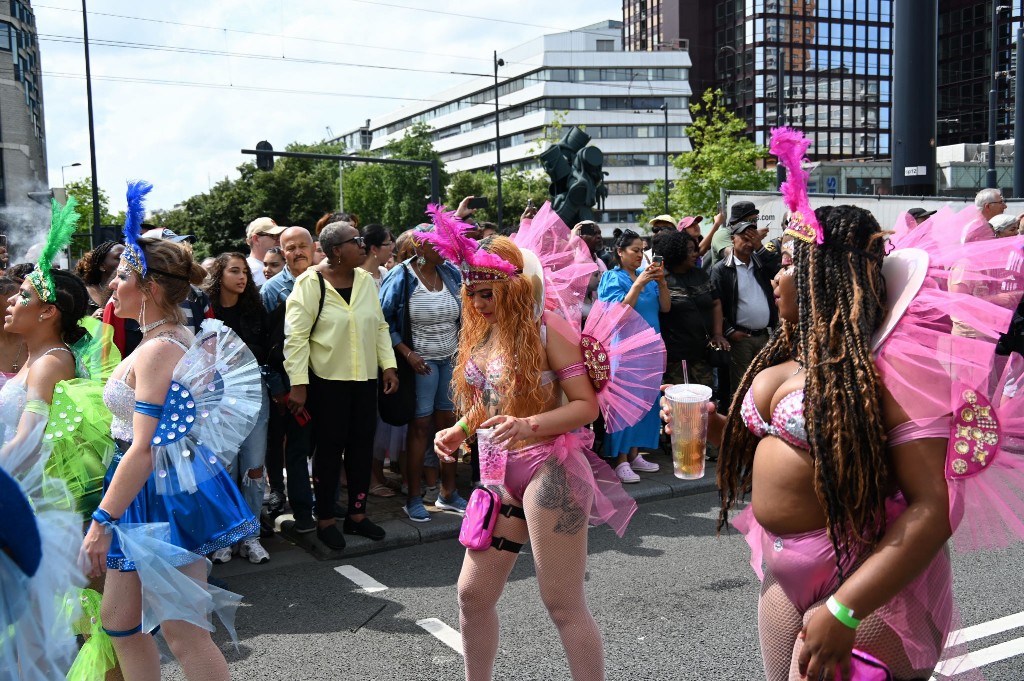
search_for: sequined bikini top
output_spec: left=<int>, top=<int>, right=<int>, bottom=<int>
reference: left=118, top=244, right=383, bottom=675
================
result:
left=741, top=387, right=809, bottom=450
left=103, top=336, right=189, bottom=441
left=465, top=355, right=556, bottom=392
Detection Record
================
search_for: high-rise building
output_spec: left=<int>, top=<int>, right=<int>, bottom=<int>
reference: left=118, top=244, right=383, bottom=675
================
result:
left=625, top=1, right=1024, bottom=159
left=937, top=0, right=1023, bottom=147
left=335, top=21, right=692, bottom=232
left=0, top=0, right=46, bottom=207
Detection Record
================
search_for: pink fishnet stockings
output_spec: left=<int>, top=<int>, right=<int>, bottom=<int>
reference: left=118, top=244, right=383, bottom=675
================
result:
left=758, top=571, right=935, bottom=681
left=459, top=456, right=603, bottom=681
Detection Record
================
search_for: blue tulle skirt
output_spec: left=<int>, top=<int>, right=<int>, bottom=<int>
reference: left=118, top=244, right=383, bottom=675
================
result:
left=104, top=445, right=258, bottom=571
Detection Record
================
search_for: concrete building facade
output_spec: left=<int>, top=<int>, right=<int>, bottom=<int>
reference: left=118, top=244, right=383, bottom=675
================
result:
left=335, top=21, right=692, bottom=232
left=0, top=0, right=45, bottom=207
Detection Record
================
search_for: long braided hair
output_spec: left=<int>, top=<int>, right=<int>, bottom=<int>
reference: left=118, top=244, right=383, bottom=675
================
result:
left=718, top=205, right=889, bottom=580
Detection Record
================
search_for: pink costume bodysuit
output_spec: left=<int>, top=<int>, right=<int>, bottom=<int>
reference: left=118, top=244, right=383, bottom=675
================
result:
left=735, top=385, right=953, bottom=671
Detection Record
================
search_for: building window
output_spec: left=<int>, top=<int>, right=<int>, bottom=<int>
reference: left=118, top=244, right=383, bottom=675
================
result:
left=597, top=40, right=615, bottom=52
left=0, top=21, right=12, bottom=51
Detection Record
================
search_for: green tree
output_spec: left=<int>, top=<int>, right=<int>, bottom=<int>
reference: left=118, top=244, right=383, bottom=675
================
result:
left=64, top=178, right=122, bottom=256
left=343, top=123, right=449, bottom=230
left=445, top=169, right=549, bottom=230
left=646, top=88, right=774, bottom=224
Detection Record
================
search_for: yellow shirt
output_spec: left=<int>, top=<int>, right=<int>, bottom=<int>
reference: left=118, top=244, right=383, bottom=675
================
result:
left=284, top=268, right=397, bottom=385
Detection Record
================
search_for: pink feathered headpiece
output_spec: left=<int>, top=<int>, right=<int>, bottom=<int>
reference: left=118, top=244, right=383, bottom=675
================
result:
left=770, top=127, right=824, bottom=245
left=416, top=204, right=520, bottom=283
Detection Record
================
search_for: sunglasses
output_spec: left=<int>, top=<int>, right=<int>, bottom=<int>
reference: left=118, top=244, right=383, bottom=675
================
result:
left=338, top=236, right=366, bottom=247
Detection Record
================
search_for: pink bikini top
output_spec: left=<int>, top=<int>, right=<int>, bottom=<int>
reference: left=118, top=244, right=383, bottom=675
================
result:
left=742, top=385, right=952, bottom=452
left=741, top=387, right=809, bottom=450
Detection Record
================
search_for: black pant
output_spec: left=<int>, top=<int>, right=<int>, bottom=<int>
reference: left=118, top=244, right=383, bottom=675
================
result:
left=266, top=407, right=286, bottom=493
left=271, top=405, right=314, bottom=522
left=307, top=374, right=378, bottom=519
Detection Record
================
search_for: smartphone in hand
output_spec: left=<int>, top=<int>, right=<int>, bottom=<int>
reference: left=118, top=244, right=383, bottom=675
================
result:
left=467, top=196, right=489, bottom=210
left=294, top=408, right=312, bottom=427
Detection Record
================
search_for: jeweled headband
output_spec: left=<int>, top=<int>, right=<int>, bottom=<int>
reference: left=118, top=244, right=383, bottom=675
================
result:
left=120, top=180, right=153, bottom=276
left=415, top=204, right=520, bottom=284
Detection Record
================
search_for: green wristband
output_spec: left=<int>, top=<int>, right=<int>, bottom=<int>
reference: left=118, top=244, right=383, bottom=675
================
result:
left=826, top=595, right=861, bottom=629
left=457, top=419, right=471, bottom=437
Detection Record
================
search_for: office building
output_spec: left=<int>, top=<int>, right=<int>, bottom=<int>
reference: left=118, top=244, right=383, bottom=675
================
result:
left=0, top=0, right=45, bottom=207
left=335, top=20, right=692, bottom=231
left=937, top=0, right=1024, bottom=146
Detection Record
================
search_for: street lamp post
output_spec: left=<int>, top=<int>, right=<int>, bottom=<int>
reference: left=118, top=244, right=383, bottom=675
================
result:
left=660, top=103, right=670, bottom=214
left=81, top=0, right=102, bottom=247
left=61, top=162, right=81, bottom=187
left=988, top=4, right=1011, bottom=189
left=494, top=51, right=505, bottom=229
left=776, top=47, right=787, bottom=187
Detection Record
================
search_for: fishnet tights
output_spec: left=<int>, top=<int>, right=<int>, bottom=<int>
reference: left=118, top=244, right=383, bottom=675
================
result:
left=458, top=457, right=602, bottom=681
left=758, top=571, right=933, bottom=681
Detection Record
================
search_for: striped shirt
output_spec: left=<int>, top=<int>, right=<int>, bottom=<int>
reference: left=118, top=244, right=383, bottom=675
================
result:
left=408, top=277, right=460, bottom=361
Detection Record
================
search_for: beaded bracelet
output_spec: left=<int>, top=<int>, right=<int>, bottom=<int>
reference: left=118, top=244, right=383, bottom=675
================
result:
left=825, top=595, right=861, bottom=629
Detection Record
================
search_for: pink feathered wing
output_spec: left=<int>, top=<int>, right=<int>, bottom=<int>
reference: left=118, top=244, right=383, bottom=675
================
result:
left=876, top=204, right=1024, bottom=551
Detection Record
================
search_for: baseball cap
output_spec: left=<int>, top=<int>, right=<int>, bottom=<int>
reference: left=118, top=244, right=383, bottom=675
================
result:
left=677, top=216, right=704, bottom=231
left=990, top=213, right=1018, bottom=234
left=729, top=220, right=758, bottom=236
left=648, top=214, right=676, bottom=228
left=729, top=201, right=759, bottom=225
left=142, top=228, right=195, bottom=244
left=907, top=207, right=936, bottom=220
left=246, top=217, right=285, bottom=239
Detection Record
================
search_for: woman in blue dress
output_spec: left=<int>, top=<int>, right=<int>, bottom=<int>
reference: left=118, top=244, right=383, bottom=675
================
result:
left=597, top=229, right=669, bottom=483
left=80, top=186, right=258, bottom=680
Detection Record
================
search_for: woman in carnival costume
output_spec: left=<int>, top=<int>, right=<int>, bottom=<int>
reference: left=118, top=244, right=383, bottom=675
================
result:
left=0, top=198, right=126, bottom=679
left=79, top=181, right=263, bottom=680
left=428, top=202, right=665, bottom=680
left=663, top=128, right=1024, bottom=680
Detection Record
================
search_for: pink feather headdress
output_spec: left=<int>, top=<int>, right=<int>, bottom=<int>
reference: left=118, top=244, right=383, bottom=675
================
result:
left=416, top=204, right=520, bottom=283
left=770, top=127, right=824, bottom=245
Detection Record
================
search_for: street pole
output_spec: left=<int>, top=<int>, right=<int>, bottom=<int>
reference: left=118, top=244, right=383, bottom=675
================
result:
left=776, top=47, right=787, bottom=188
left=1016, top=28, right=1023, bottom=198
left=988, top=2, right=1004, bottom=189
left=81, top=0, right=102, bottom=247
left=494, top=51, right=504, bottom=229
left=663, top=102, right=671, bottom=209
left=338, top=161, right=344, bottom=211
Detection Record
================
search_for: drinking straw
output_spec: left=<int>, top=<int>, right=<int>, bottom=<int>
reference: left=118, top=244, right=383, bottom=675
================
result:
left=680, top=360, right=689, bottom=384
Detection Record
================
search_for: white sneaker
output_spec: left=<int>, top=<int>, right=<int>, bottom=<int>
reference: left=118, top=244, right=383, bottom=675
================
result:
left=422, top=485, right=439, bottom=505
left=615, top=462, right=640, bottom=484
left=210, top=547, right=233, bottom=564
left=630, top=454, right=660, bottom=473
left=239, top=538, right=270, bottom=564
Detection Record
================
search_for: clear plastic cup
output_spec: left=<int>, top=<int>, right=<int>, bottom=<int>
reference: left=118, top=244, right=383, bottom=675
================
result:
left=476, top=427, right=508, bottom=486
left=665, top=384, right=713, bottom=480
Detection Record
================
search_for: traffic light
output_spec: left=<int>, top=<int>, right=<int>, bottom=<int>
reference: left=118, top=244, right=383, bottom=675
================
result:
left=539, top=127, right=606, bottom=227
left=255, top=141, right=275, bottom=172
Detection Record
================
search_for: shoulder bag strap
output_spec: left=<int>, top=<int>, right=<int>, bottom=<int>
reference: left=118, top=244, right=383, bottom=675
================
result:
left=310, top=271, right=326, bottom=337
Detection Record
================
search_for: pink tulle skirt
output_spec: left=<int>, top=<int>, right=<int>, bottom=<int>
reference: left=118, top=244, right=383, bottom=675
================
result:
left=734, top=498, right=953, bottom=671
left=503, top=429, right=636, bottom=537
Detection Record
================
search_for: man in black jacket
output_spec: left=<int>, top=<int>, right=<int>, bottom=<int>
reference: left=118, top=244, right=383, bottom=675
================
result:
left=710, top=220, right=779, bottom=400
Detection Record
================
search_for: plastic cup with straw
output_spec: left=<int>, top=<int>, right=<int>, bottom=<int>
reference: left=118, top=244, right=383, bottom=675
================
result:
left=665, top=360, right=711, bottom=480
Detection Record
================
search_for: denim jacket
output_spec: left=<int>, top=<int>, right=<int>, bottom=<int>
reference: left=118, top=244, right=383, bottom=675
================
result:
left=379, top=258, right=462, bottom=347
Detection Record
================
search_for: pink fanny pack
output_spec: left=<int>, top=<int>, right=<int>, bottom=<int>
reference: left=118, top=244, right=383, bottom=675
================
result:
left=459, top=487, right=526, bottom=553
left=839, top=650, right=892, bottom=681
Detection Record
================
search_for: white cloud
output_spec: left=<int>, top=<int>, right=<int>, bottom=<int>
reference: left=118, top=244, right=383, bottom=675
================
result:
left=38, top=0, right=619, bottom=213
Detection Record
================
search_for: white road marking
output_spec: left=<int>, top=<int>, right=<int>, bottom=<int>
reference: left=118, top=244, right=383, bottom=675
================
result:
left=933, top=635, right=1024, bottom=677
left=946, top=610, right=1024, bottom=645
left=333, top=565, right=388, bottom=593
left=417, top=617, right=463, bottom=654
left=929, top=610, right=1024, bottom=679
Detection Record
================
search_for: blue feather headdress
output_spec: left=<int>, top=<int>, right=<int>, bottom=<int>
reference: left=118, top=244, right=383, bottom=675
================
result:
left=27, top=197, right=80, bottom=303
left=120, top=180, right=153, bottom=276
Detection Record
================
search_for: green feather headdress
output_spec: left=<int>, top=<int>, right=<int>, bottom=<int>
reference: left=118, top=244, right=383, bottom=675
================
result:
left=27, top=197, right=80, bottom=303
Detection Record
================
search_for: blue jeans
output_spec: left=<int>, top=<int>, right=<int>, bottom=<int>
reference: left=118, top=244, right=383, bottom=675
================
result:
left=228, top=390, right=270, bottom=539
left=414, top=356, right=455, bottom=419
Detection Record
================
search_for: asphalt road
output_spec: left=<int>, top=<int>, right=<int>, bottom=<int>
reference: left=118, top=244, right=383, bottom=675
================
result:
left=161, top=492, right=1024, bottom=680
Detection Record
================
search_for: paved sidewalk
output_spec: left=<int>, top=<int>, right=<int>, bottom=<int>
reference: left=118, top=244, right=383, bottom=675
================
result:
left=215, top=447, right=718, bottom=577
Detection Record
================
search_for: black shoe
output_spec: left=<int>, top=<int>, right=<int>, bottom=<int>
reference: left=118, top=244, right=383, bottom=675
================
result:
left=291, top=516, right=316, bottom=534
left=343, top=517, right=386, bottom=541
left=316, top=523, right=347, bottom=550
left=266, top=489, right=287, bottom=516
left=259, top=512, right=276, bottom=538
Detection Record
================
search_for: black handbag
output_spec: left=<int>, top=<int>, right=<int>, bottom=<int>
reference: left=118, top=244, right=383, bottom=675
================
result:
left=378, top=264, right=417, bottom=426
left=697, top=313, right=731, bottom=368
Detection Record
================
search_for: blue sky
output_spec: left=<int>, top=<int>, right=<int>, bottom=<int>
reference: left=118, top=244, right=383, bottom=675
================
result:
left=37, top=0, right=619, bottom=211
